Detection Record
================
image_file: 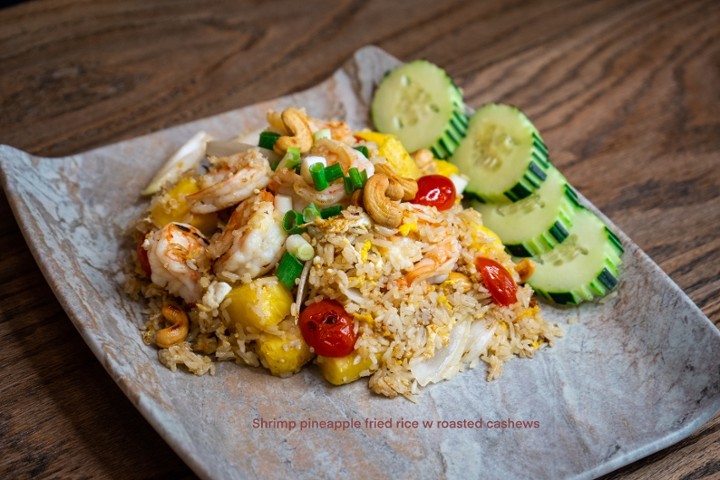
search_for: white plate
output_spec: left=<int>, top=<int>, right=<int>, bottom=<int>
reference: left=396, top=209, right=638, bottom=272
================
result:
left=1, top=46, right=719, bottom=480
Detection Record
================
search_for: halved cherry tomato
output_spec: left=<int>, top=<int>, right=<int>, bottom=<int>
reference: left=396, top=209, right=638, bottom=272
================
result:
left=136, top=236, right=152, bottom=277
left=475, top=257, right=517, bottom=306
left=411, top=175, right=456, bottom=211
left=298, top=299, right=357, bottom=357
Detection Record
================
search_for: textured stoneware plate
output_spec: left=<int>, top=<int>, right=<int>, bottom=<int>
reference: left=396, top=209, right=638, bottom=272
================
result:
left=1, top=46, right=719, bottom=480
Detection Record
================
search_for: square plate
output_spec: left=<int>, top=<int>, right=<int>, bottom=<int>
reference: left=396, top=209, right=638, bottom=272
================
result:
left=1, top=46, right=719, bottom=480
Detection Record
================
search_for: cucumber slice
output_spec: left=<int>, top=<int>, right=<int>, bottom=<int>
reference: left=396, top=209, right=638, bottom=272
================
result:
left=371, top=60, right=467, bottom=158
left=528, top=208, right=624, bottom=305
left=451, top=103, right=551, bottom=203
left=472, top=167, right=579, bottom=257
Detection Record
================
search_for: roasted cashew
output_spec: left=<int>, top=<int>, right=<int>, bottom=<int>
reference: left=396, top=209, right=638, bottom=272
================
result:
left=273, top=108, right=313, bottom=155
left=411, top=148, right=436, bottom=175
left=350, top=188, right=364, bottom=208
left=265, top=110, right=288, bottom=135
left=363, top=174, right=403, bottom=228
left=374, top=163, right=418, bottom=201
left=514, top=258, right=535, bottom=283
left=156, top=304, right=189, bottom=349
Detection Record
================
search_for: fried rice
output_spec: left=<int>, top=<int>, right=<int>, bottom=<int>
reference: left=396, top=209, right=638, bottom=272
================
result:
left=125, top=107, right=562, bottom=399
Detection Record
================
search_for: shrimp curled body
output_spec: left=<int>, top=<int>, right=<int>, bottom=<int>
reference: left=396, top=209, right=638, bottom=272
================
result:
left=405, top=237, right=461, bottom=286
left=146, top=223, right=210, bottom=304
left=209, top=191, right=287, bottom=282
left=188, top=149, right=271, bottom=214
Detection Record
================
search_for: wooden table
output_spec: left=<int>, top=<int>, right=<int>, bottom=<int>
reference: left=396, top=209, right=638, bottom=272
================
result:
left=1, top=1, right=718, bottom=478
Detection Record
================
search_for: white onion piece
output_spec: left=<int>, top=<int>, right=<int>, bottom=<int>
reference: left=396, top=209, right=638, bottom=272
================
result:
left=142, top=131, right=212, bottom=195
left=462, top=321, right=495, bottom=363
left=274, top=194, right=293, bottom=214
left=450, top=173, right=469, bottom=195
left=294, top=260, right=312, bottom=321
left=410, top=321, right=469, bottom=387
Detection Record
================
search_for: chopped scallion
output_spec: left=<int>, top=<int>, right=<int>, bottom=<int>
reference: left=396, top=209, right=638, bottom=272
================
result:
left=324, top=163, right=344, bottom=183
left=273, top=146, right=301, bottom=171
left=353, top=145, right=369, bottom=158
left=320, top=205, right=343, bottom=219
left=344, top=176, right=354, bottom=195
left=348, top=167, right=364, bottom=190
left=276, top=251, right=304, bottom=289
left=282, top=210, right=306, bottom=234
left=302, top=203, right=321, bottom=223
left=286, top=234, right=315, bottom=261
left=310, top=162, right=328, bottom=191
left=259, top=131, right=281, bottom=150
left=313, top=129, right=331, bottom=142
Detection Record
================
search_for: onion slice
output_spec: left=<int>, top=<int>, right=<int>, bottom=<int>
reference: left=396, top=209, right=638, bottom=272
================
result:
left=410, top=320, right=495, bottom=387
left=142, top=131, right=212, bottom=196
left=294, top=260, right=312, bottom=321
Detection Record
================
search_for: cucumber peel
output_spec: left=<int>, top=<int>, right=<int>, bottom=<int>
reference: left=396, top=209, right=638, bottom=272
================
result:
left=528, top=208, right=624, bottom=305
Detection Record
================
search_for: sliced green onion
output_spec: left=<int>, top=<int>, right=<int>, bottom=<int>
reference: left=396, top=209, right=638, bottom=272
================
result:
left=310, top=162, right=328, bottom=191
left=282, top=210, right=306, bottom=234
left=320, top=205, right=343, bottom=219
left=302, top=203, right=321, bottom=223
left=259, top=131, right=281, bottom=150
left=274, top=146, right=301, bottom=171
left=286, top=234, right=315, bottom=261
left=360, top=169, right=368, bottom=185
left=344, top=176, right=354, bottom=195
left=276, top=251, right=304, bottom=289
left=353, top=145, right=369, bottom=158
left=313, top=129, right=331, bottom=142
left=348, top=167, right=364, bottom=190
left=324, top=163, right=344, bottom=183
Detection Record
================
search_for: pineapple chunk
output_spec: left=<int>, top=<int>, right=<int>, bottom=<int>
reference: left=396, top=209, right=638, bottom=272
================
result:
left=256, top=320, right=313, bottom=377
left=150, top=177, right=217, bottom=235
left=317, top=351, right=376, bottom=386
left=433, top=159, right=459, bottom=178
left=225, top=277, right=292, bottom=332
left=354, top=130, right=422, bottom=179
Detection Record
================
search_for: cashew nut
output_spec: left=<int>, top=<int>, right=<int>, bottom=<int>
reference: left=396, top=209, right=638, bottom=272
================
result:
left=374, top=163, right=418, bottom=201
left=411, top=148, right=436, bottom=175
left=350, top=188, right=364, bottom=208
left=273, top=108, right=313, bottom=155
left=363, top=174, right=403, bottom=228
left=265, top=110, right=288, bottom=135
left=514, top=258, right=535, bottom=283
left=156, top=304, right=189, bottom=349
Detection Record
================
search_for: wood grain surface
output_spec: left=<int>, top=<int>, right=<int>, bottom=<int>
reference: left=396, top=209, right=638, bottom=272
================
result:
left=0, top=0, right=717, bottom=478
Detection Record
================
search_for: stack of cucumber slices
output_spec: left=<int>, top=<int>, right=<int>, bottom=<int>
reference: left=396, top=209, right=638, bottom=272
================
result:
left=371, top=60, right=624, bottom=305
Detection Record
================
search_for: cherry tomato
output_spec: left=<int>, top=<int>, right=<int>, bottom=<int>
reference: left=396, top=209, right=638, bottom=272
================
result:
left=298, top=300, right=357, bottom=357
left=411, top=175, right=456, bottom=211
left=475, top=257, right=517, bottom=306
left=136, top=237, right=152, bottom=277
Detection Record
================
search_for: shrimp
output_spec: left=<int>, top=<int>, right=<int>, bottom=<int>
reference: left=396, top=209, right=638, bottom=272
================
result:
left=404, top=237, right=461, bottom=286
left=145, top=222, right=210, bottom=304
left=209, top=190, right=287, bottom=282
left=187, top=149, right=271, bottom=214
